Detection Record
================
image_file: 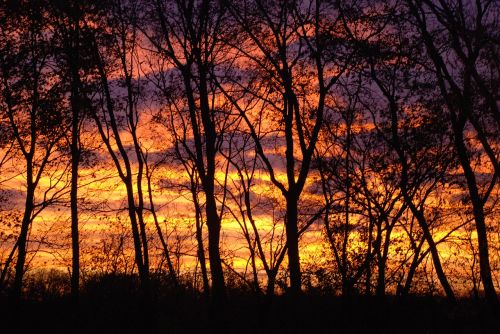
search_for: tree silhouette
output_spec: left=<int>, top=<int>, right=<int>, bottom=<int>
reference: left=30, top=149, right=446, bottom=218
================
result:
left=83, top=0, right=152, bottom=297
left=219, top=0, right=361, bottom=294
left=406, top=0, right=499, bottom=307
left=0, top=0, right=498, bottom=317
left=0, top=0, right=70, bottom=299
left=143, top=0, right=235, bottom=302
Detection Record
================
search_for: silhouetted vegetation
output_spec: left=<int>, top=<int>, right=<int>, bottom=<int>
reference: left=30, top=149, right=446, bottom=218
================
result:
left=0, top=271, right=499, bottom=333
left=0, top=0, right=499, bottom=331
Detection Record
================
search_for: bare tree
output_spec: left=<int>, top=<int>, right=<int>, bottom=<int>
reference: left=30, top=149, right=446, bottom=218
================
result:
left=361, top=24, right=457, bottom=301
left=143, top=0, right=237, bottom=301
left=405, top=0, right=499, bottom=306
left=221, top=130, right=288, bottom=296
left=50, top=0, right=89, bottom=303
left=217, top=0, right=358, bottom=294
left=0, top=0, right=69, bottom=299
left=84, top=0, right=152, bottom=295
left=142, top=148, right=178, bottom=284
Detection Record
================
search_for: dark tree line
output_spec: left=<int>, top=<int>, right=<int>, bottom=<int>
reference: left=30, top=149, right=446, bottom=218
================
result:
left=0, top=0, right=498, bottom=308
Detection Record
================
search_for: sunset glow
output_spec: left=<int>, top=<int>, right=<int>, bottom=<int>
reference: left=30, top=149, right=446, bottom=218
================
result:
left=0, top=2, right=499, bottom=333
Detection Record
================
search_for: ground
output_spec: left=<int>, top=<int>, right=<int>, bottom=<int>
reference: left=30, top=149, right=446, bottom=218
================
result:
left=1, top=291, right=498, bottom=333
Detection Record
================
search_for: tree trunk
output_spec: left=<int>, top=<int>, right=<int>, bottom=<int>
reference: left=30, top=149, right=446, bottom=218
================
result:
left=376, top=260, right=386, bottom=297
left=402, top=237, right=425, bottom=296
left=285, top=195, right=301, bottom=295
left=125, top=181, right=149, bottom=297
left=127, top=72, right=150, bottom=275
left=365, top=216, right=374, bottom=296
left=406, top=202, right=456, bottom=302
left=205, top=192, right=225, bottom=302
left=11, top=183, right=35, bottom=300
left=376, top=222, right=393, bottom=298
left=68, top=29, right=81, bottom=302
left=384, top=91, right=456, bottom=302
left=193, top=191, right=210, bottom=297
left=452, top=118, right=497, bottom=306
left=145, top=164, right=176, bottom=284
left=69, top=73, right=80, bottom=303
left=266, top=271, right=277, bottom=297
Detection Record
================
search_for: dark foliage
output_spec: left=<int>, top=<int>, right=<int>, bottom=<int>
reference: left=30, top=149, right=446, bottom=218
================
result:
left=0, top=274, right=498, bottom=334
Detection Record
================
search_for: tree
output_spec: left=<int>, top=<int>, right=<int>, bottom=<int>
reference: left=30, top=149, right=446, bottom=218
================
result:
left=0, top=0, right=69, bottom=299
left=144, top=0, right=236, bottom=301
left=218, top=0, right=358, bottom=294
left=49, top=0, right=89, bottom=303
left=358, top=18, right=457, bottom=301
left=84, top=0, right=152, bottom=296
left=406, top=0, right=499, bottom=306
left=221, top=130, right=288, bottom=296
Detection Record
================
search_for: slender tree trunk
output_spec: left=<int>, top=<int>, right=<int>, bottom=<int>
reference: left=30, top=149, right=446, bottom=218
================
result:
left=406, top=201, right=456, bottom=302
left=124, top=181, right=149, bottom=296
left=145, top=164, right=176, bottom=283
left=135, top=172, right=149, bottom=275
left=91, top=34, right=150, bottom=296
left=68, top=24, right=81, bottom=301
left=192, top=187, right=210, bottom=297
left=365, top=216, right=374, bottom=296
left=127, top=73, right=150, bottom=275
left=195, top=226, right=210, bottom=297
left=12, top=182, right=35, bottom=300
left=403, top=238, right=425, bottom=296
left=376, top=223, right=394, bottom=297
left=199, top=64, right=226, bottom=302
left=135, top=163, right=149, bottom=274
left=69, top=72, right=80, bottom=303
left=0, top=240, right=18, bottom=291
left=285, top=195, right=301, bottom=295
left=249, top=243, right=260, bottom=294
left=451, top=117, right=497, bottom=306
